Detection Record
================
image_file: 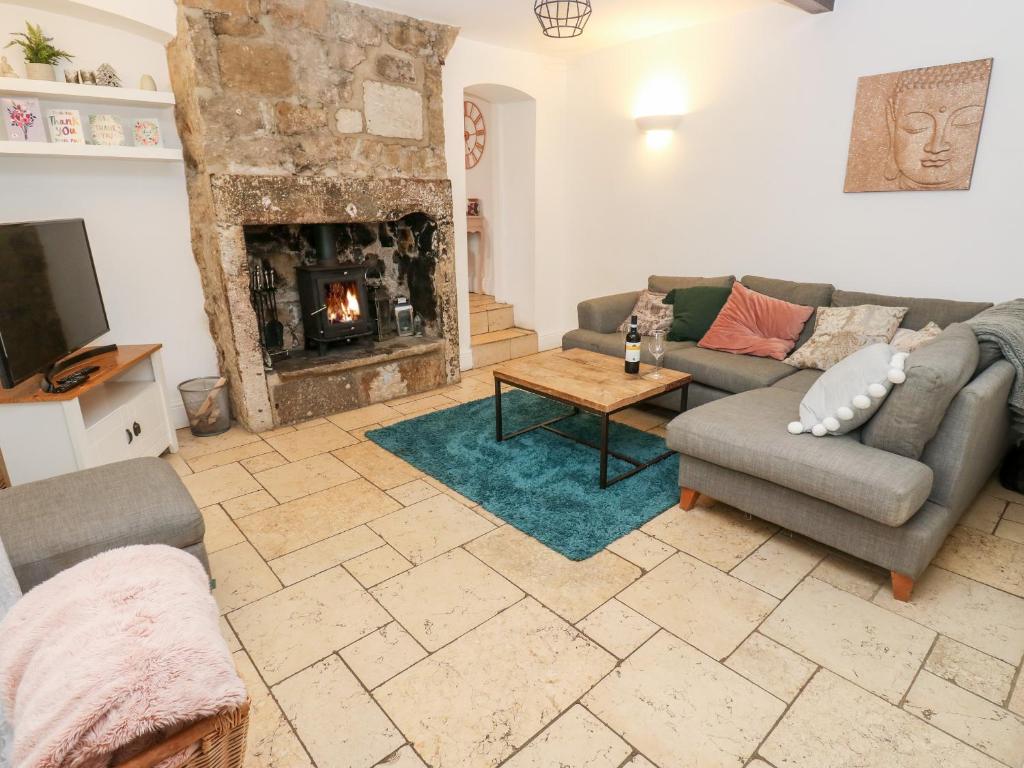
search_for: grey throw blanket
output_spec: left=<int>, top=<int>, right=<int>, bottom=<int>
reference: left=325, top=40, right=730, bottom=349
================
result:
left=967, top=299, right=1024, bottom=437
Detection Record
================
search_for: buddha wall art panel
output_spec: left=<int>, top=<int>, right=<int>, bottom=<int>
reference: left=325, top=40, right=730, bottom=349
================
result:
left=844, top=58, right=993, bottom=192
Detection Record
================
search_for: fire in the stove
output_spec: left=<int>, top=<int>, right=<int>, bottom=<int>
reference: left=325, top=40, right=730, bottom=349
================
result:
left=325, top=281, right=361, bottom=323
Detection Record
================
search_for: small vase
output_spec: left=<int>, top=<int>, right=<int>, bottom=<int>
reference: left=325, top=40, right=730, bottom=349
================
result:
left=25, top=63, right=55, bottom=81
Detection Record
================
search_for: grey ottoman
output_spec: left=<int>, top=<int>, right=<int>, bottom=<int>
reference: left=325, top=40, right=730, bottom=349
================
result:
left=0, top=457, right=206, bottom=591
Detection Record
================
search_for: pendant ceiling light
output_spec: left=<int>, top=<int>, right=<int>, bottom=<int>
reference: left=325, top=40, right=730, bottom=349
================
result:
left=534, top=0, right=592, bottom=39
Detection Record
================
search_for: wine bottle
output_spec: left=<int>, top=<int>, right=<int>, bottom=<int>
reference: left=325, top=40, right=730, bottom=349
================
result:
left=625, top=315, right=641, bottom=375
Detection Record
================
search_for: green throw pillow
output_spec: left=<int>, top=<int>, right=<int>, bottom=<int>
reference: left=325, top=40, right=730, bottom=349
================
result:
left=664, top=285, right=732, bottom=342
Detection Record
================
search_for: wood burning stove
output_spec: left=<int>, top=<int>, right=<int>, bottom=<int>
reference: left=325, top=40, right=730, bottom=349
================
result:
left=296, top=225, right=372, bottom=355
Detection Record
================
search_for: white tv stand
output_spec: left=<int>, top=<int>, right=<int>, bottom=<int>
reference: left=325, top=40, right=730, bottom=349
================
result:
left=0, top=345, right=178, bottom=486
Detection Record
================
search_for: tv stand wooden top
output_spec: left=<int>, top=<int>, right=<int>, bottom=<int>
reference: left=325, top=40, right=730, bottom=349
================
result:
left=0, top=344, right=163, bottom=405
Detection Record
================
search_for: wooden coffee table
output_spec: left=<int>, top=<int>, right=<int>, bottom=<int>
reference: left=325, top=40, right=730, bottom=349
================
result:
left=493, top=348, right=691, bottom=488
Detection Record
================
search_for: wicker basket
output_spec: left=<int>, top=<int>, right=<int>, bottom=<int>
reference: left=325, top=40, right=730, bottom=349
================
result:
left=115, top=701, right=250, bottom=768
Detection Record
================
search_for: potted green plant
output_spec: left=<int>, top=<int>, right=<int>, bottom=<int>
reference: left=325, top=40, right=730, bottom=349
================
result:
left=5, top=22, right=72, bottom=81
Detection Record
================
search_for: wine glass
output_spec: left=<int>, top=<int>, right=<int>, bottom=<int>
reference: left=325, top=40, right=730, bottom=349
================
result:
left=645, top=329, right=666, bottom=380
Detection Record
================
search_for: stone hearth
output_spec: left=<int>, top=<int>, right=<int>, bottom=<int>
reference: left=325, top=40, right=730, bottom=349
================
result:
left=168, top=0, right=459, bottom=431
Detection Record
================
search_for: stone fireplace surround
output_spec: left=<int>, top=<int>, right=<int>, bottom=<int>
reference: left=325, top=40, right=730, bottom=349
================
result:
left=168, top=0, right=460, bottom=431
left=205, top=174, right=458, bottom=431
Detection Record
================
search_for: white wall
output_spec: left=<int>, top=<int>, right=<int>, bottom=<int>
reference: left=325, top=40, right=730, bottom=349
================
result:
left=443, top=37, right=569, bottom=369
left=0, top=2, right=218, bottom=426
left=490, top=97, right=537, bottom=331
left=564, top=0, right=1024, bottom=314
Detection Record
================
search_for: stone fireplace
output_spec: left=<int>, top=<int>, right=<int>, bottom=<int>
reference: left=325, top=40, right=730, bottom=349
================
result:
left=168, top=0, right=459, bottom=431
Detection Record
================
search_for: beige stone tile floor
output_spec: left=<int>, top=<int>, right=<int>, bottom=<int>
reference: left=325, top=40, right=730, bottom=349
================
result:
left=165, top=360, right=1024, bottom=768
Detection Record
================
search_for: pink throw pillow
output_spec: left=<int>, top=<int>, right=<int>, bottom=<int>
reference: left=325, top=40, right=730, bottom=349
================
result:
left=698, top=282, right=814, bottom=360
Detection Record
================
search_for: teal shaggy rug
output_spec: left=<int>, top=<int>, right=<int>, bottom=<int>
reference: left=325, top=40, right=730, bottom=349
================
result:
left=366, top=390, right=678, bottom=560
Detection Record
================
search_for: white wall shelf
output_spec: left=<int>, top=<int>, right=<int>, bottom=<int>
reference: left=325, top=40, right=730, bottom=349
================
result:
left=0, top=77, right=175, bottom=106
left=0, top=141, right=182, bottom=161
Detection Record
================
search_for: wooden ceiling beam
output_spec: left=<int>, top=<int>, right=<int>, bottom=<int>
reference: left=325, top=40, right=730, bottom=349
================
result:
left=781, top=0, right=835, bottom=13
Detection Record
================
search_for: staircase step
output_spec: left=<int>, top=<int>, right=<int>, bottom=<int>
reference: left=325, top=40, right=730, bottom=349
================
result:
left=469, top=302, right=514, bottom=334
left=468, top=292, right=496, bottom=308
left=471, top=327, right=539, bottom=368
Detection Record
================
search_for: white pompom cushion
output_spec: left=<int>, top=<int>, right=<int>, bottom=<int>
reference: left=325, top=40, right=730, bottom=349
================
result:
left=787, top=343, right=909, bottom=437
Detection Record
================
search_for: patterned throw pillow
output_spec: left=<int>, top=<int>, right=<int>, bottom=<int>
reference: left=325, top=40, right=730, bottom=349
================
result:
left=891, top=321, right=942, bottom=353
left=784, top=305, right=908, bottom=371
left=618, top=289, right=672, bottom=336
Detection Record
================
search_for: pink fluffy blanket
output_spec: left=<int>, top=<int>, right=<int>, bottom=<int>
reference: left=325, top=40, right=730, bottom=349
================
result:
left=0, top=545, right=246, bottom=768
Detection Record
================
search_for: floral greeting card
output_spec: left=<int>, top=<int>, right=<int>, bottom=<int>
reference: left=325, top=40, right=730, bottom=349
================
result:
left=3, top=98, right=46, bottom=142
left=132, top=118, right=161, bottom=147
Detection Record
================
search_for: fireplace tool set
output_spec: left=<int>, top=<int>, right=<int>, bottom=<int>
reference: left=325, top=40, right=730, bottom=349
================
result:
left=250, top=259, right=287, bottom=368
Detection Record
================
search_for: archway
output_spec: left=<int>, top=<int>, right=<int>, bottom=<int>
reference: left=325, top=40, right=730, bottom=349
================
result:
left=461, top=83, right=538, bottom=366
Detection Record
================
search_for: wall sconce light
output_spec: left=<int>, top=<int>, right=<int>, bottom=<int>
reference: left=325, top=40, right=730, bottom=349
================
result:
left=636, top=114, right=683, bottom=149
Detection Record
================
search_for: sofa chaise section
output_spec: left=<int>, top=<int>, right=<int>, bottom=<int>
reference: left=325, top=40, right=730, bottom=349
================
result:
left=672, top=359, right=1013, bottom=601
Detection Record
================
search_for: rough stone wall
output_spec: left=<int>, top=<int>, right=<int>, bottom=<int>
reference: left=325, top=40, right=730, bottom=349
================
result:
left=171, top=0, right=456, bottom=178
left=167, top=0, right=460, bottom=431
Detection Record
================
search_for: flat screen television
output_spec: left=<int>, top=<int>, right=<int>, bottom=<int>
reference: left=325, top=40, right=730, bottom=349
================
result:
left=0, top=219, right=109, bottom=389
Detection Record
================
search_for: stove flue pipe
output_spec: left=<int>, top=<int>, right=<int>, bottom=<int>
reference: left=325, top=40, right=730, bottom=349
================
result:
left=311, top=224, right=337, bottom=266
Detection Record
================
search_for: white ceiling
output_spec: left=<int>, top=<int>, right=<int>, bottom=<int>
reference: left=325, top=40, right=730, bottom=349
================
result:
left=357, top=0, right=780, bottom=57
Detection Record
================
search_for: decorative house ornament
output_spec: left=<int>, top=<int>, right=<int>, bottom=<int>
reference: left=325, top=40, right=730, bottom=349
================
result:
left=2, top=97, right=44, bottom=141
left=47, top=109, right=84, bottom=144
left=95, top=63, right=121, bottom=87
left=139, top=74, right=157, bottom=91
left=0, top=56, right=18, bottom=77
left=844, top=58, right=993, bottom=192
left=464, top=99, right=485, bottom=169
left=88, top=113, right=125, bottom=146
left=533, top=0, right=592, bottom=38
left=132, top=118, right=161, bottom=147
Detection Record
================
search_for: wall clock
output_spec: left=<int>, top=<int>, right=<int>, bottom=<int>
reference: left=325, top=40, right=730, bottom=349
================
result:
left=464, top=99, right=486, bottom=170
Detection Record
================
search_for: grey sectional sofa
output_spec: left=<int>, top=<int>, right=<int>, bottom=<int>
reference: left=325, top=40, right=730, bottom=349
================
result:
left=563, top=275, right=1010, bottom=601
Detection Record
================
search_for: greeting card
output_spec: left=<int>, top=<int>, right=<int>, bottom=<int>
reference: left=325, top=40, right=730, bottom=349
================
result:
left=132, top=118, right=161, bottom=147
left=88, top=113, right=125, bottom=146
left=3, top=98, right=45, bottom=142
left=47, top=109, right=85, bottom=144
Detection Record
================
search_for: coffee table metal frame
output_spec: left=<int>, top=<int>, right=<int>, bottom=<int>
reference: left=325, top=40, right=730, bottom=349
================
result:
left=493, top=375, right=689, bottom=489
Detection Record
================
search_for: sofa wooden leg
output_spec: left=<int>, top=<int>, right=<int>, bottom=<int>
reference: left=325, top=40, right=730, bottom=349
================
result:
left=891, top=571, right=914, bottom=602
left=679, top=488, right=699, bottom=511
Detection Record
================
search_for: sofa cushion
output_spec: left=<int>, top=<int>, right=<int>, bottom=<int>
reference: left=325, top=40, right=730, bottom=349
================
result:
left=648, top=274, right=735, bottom=294
left=831, top=289, right=992, bottom=331
left=667, top=387, right=933, bottom=526
left=0, top=458, right=204, bottom=591
left=699, top=282, right=814, bottom=360
left=862, top=323, right=980, bottom=459
left=791, top=344, right=908, bottom=437
left=771, top=369, right=823, bottom=396
left=664, top=346, right=796, bottom=393
left=562, top=328, right=694, bottom=365
left=892, top=322, right=942, bottom=353
left=617, top=289, right=672, bottom=336
left=784, top=304, right=908, bottom=371
left=665, top=285, right=732, bottom=342
left=741, top=275, right=835, bottom=348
